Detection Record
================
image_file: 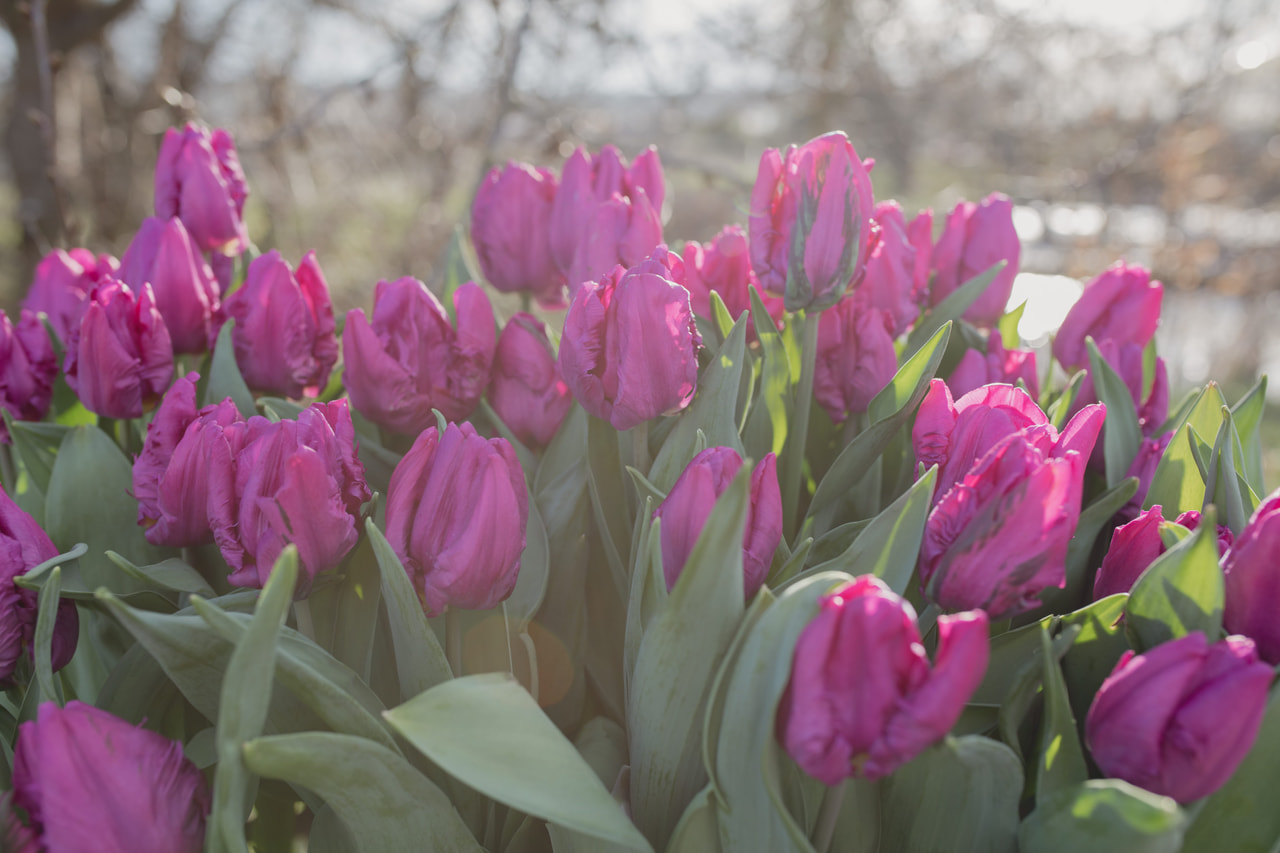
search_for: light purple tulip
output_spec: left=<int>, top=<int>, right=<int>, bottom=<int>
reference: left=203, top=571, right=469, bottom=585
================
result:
left=154, top=122, right=249, bottom=255
left=929, top=193, right=1021, bottom=328
left=1053, top=261, right=1163, bottom=372
left=471, top=162, right=564, bottom=307
left=1223, top=488, right=1280, bottom=664
left=947, top=333, right=1039, bottom=400
left=812, top=299, right=898, bottom=425
left=0, top=310, right=56, bottom=442
left=118, top=216, right=222, bottom=354
left=23, top=248, right=118, bottom=346
left=487, top=313, right=572, bottom=449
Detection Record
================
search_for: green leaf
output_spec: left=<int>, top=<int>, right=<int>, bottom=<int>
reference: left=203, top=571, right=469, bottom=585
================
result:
left=743, top=285, right=792, bottom=460
left=1144, top=383, right=1229, bottom=516
left=479, top=398, right=539, bottom=478
left=257, top=396, right=306, bottom=422
left=385, top=674, right=653, bottom=852
left=3, top=417, right=68, bottom=498
left=1202, top=407, right=1251, bottom=536
left=243, top=732, right=482, bottom=853
left=709, top=290, right=737, bottom=342
left=1124, top=509, right=1223, bottom=652
left=439, top=224, right=479, bottom=324
left=1020, top=780, right=1185, bottom=853
left=206, top=319, right=257, bottom=418
left=106, top=552, right=216, bottom=599
left=1086, top=338, right=1143, bottom=489
left=586, top=414, right=634, bottom=596
left=903, top=262, right=1004, bottom=360
left=1230, top=375, right=1267, bottom=492
left=998, top=301, right=1027, bottom=350
left=306, top=537, right=383, bottom=682
left=32, top=565, right=65, bottom=706
left=508, top=498, right=551, bottom=631
left=667, top=786, right=721, bottom=853
left=1035, top=624, right=1087, bottom=806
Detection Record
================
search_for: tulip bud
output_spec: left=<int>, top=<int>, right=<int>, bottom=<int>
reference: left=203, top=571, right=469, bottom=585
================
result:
left=9, top=701, right=209, bottom=853
left=1053, top=262, right=1163, bottom=372
left=118, top=217, right=222, bottom=354
left=929, top=194, right=1021, bottom=328
left=224, top=250, right=338, bottom=398
left=653, top=448, right=782, bottom=599
left=471, top=162, right=564, bottom=307
left=861, top=202, right=921, bottom=337
left=0, top=489, right=78, bottom=685
left=1116, top=431, right=1173, bottom=524
left=559, top=254, right=702, bottom=431
left=681, top=225, right=785, bottom=335
left=906, top=208, right=934, bottom=306
left=23, top=248, right=118, bottom=346
left=1085, top=632, right=1273, bottom=803
left=812, top=300, right=898, bottom=425
left=385, top=421, right=528, bottom=616
left=1093, top=506, right=1231, bottom=600
left=63, top=280, right=174, bottom=420
left=1073, top=340, right=1169, bottom=438
left=344, top=279, right=496, bottom=433
left=947, top=333, right=1039, bottom=400
left=749, top=132, right=876, bottom=312
left=1223, top=489, right=1280, bottom=663
left=0, top=310, right=57, bottom=442
left=487, top=313, right=572, bottom=449
left=154, top=122, right=249, bottom=255
left=777, top=576, right=989, bottom=784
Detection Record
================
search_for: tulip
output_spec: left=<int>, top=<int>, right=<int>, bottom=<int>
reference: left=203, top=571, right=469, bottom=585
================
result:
left=210, top=401, right=370, bottom=594
left=1094, top=506, right=1232, bottom=600
left=929, top=194, right=1020, bottom=328
left=861, top=202, right=921, bottom=337
left=0, top=489, right=78, bottom=685
left=118, top=216, right=222, bottom=354
left=344, top=279, right=496, bottom=433
left=23, top=248, right=119, bottom=346
left=385, top=421, right=528, bottom=616
left=812, top=299, right=898, bottom=425
left=1085, top=632, right=1273, bottom=803
left=777, top=575, right=989, bottom=784
left=1117, top=431, right=1173, bottom=524
left=471, top=162, right=564, bottom=307
left=652, top=448, right=782, bottom=599
left=558, top=255, right=701, bottom=431
left=906, top=208, right=934, bottom=307
left=947, top=333, right=1039, bottom=400
left=154, top=122, right=249, bottom=254
left=749, top=131, right=876, bottom=311
left=9, top=701, right=209, bottom=853
left=0, top=310, right=57, bottom=442
left=487, top=313, right=572, bottom=448
left=63, top=280, right=174, bottom=420
left=1053, top=262, right=1163, bottom=372
left=224, top=250, right=338, bottom=398
left=1223, top=488, right=1280, bottom=663
left=681, top=225, right=785, bottom=334
left=1073, top=339, right=1169, bottom=438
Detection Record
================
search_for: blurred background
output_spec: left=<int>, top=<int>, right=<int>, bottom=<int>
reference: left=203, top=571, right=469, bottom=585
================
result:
left=1, top=0, right=1278, bottom=396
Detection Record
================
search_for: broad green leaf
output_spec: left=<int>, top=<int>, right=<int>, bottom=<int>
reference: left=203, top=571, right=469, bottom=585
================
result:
left=710, top=290, right=736, bottom=342
left=1201, top=407, right=1253, bottom=536
left=439, top=224, right=478, bottom=324
left=386, top=674, right=653, bottom=852
left=106, top=552, right=216, bottom=599
left=803, top=521, right=870, bottom=569
left=206, top=319, right=257, bottom=418
left=996, top=626, right=1079, bottom=764
left=32, top=566, right=65, bottom=705
left=667, top=786, right=721, bottom=853
left=998, top=301, right=1027, bottom=350
left=586, top=414, right=633, bottom=596
left=742, top=285, right=792, bottom=460
left=1020, top=780, right=1184, bottom=853
left=1145, top=383, right=1229, bottom=516
left=903, top=262, right=1004, bottom=360
left=3, top=417, right=68, bottom=498
left=1035, top=625, right=1087, bottom=806
left=508, top=498, right=551, bottom=631
left=1124, top=510, right=1223, bottom=652
left=1058, top=594, right=1130, bottom=726
left=1230, top=375, right=1267, bottom=492
left=1087, top=338, right=1143, bottom=488
left=1046, top=370, right=1085, bottom=432
left=307, top=537, right=383, bottom=682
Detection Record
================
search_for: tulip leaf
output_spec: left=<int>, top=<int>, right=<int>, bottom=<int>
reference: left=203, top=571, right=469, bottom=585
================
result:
left=385, top=673, right=653, bottom=852
left=479, top=398, right=539, bottom=478
left=1086, top=338, right=1143, bottom=489
left=306, top=806, right=358, bottom=853
left=207, top=319, right=257, bottom=418
left=32, top=565, right=64, bottom=706
left=1201, top=407, right=1251, bottom=536
left=366, top=517, right=453, bottom=698
left=206, top=547, right=297, bottom=853
left=998, top=301, right=1027, bottom=350
left=1057, top=595, right=1130, bottom=727
left=242, top=732, right=482, bottom=853
left=903, top=262, right=1004, bottom=361
left=3, top=416, right=68, bottom=499
left=667, top=785, right=722, bottom=853
left=996, top=626, right=1079, bottom=765
left=1045, top=370, right=1085, bottom=432
left=624, top=515, right=665, bottom=699
left=439, top=224, right=478, bottom=325
left=257, top=397, right=305, bottom=421
left=507, top=497, right=550, bottom=631
left=1144, top=383, right=1229, bottom=517
left=1229, top=375, right=1267, bottom=491
left=709, top=290, right=737, bottom=343
left=586, top=414, right=634, bottom=596
left=1035, top=624, right=1088, bottom=806
left=1123, top=509, right=1224, bottom=652
left=1019, top=780, right=1185, bottom=853
left=305, top=535, right=383, bottom=683
left=743, top=285, right=792, bottom=460
left=803, top=520, right=870, bottom=569
left=105, top=551, right=216, bottom=600
left=628, top=468, right=749, bottom=848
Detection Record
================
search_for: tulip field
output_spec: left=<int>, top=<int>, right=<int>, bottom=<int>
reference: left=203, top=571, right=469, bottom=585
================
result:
left=0, top=123, right=1276, bottom=853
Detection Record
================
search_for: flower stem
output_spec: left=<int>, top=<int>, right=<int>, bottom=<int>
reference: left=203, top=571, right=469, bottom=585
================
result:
left=0, top=444, right=14, bottom=494
left=813, top=780, right=846, bottom=853
left=783, top=311, right=821, bottom=541
left=446, top=607, right=463, bottom=678
left=521, top=291, right=533, bottom=313
left=631, top=420, right=650, bottom=477
left=293, top=598, right=315, bottom=641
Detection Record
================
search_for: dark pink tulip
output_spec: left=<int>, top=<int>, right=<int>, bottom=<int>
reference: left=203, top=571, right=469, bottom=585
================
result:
left=63, top=280, right=174, bottom=420
left=118, top=216, right=222, bottom=354
left=558, top=255, right=702, bottom=431
left=1073, top=339, right=1169, bottom=438
left=777, top=576, right=988, bottom=785
left=652, top=447, right=782, bottom=599
left=24, top=248, right=118, bottom=346
left=487, top=313, right=572, bottom=449
left=0, top=310, right=57, bottom=442
left=0, top=489, right=78, bottom=685
left=812, top=299, right=898, bottom=425
left=154, top=122, right=249, bottom=255
left=906, top=208, right=934, bottom=306
left=385, top=421, right=528, bottom=616
left=1053, top=262, right=1163, bottom=372
left=929, top=193, right=1021, bottom=328
left=211, top=401, right=370, bottom=595
left=471, top=162, right=564, bottom=307
left=749, top=132, right=876, bottom=311
left=1085, top=632, right=1273, bottom=803
left=681, top=225, right=785, bottom=334
left=1117, top=431, right=1173, bottom=523
left=1095, top=506, right=1231, bottom=600
left=344, top=279, right=496, bottom=433
left=861, top=202, right=921, bottom=337
left=1223, top=489, right=1280, bottom=663
left=10, top=701, right=209, bottom=853
left=947, top=333, right=1039, bottom=400
left=224, top=250, right=337, bottom=398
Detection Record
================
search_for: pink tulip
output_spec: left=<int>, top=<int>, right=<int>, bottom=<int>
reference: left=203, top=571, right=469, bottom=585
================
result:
left=812, top=299, right=898, bottom=425
left=154, top=122, right=249, bottom=255
left=23, top=248, right=118, bottom=346
left=471, top=162, right=564, bottom=307
left=118, top=216, right=222, bottom=354
left=929, top=193, right=1020, bottom=328
left=487, top=313, right=572, bottom=449
left=0, top=310, right=57, bottom=442
left=947, top=334, right=1039, bottom=400
left=1072, top=339, right=1169, bottom=438
left=1094, top=507, right=1230, bottom=599
left=906, top=208, right=934, bottom=307
left=1053, top=262, right=1163, bottom=372
left=681, top=225, right=785, bottom=334
left=1223, top=488, right=1280, bottom=663
left=860, top=201, right=921, bottom=337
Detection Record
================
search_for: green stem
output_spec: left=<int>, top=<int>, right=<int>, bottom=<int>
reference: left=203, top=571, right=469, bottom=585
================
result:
left=813, top=781, right=846, bottom=853
left=0, top=444, right=15, bottom=494
left=251, top=785, right=297, bottom=853
left=783, top=311, right=821, bottom=541
left=520, top=291, right=533, bottom=314
left=446, top=608, right=463, bottom=678
left=631, top=421, right=650, bottom=478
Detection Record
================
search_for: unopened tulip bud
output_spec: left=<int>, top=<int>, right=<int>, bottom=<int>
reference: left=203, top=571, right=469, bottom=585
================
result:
left=487, top=313, right=572, bottom=448
left=0, top=310, right=57, bottom=442
left=154, top=122, right=249, bottom=255
left=1054, top=262, right=1163, bottom=372
left=929, top=194, right=1020, bottom=328
left=1223, top=488, right=1280, bottom=663
left=947, top=334, right=1039, bottom=400
left=471, top=162, right=564, bottom=307
left=24, top=248, right=118, bottom=346
left=118, top=216, right=222, bottom=354
left=812, top=300, right=898, bottom=424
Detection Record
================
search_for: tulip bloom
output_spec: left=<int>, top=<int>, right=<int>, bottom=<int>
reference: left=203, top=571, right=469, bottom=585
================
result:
left=344, top=279, right=496, bottom=433
left=118, top=216, right=222, bottom=354
left=948, top=334, right=1039, bottom=401
left=929, top=194, right=1021, bottom=328
left=9, top=701, right=209, bottom=853
left=487, top=313, right=572, bottom=448
left=154, top=122, right=249, bottom=255
left=63, top=280, right=174, bottom=420
left=652, top=448, right=782, bottom=599
left=1053, top=262, right=1163, bottom=372
left=385, top=421, right=528, bottom=616
left=1085, top=632, right=1273, bottom=803
left=1223, top=489, right=1280, bottom=663
left=1094, top=507, right=1231, bottom=600
left=224, top=250, right=338, bottom=398
left=749, top=132, right=876, bottom=311
left=812, top=300, right=898, bottom=425
left=0, top=310, right=57, bottom=442
left=906, top=208, right=934, bottom=307
left=23, top=248, right=118, bottom=346
left=681, top=225, right=785, bottom=333
left=777, top=576, right=989, bottom=784
left=559, top=255, right=701, bottom=431
left=1072, top=339, right=1169, bottom=438
left=0, top=489, right=78, bottom=685
left=861, top=202, right=922, bottom=337
left=471, top=162, right=563, bottom=307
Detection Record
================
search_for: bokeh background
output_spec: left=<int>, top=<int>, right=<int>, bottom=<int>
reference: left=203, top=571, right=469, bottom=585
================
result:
left=1, top=0, right=1278, bottom=398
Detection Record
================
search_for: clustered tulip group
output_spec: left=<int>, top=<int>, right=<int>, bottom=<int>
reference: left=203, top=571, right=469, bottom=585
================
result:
left=0, top=118, right=1272, bottom=853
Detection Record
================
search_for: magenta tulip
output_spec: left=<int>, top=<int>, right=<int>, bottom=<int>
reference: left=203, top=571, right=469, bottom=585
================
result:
left=1223, top=488, right=1280, bottom=663
left=487, top=313, right=572, bottom=448
left=0, top=310, right=56, bottom=442
left=471, top=162, right=563, bottom=307
left=812, top=299, right=898, bottom=425
left=906, top=208, right=934, bottom=306
left=1094, top=507, right=1230, bottom=599
left=777, top=576, right=989, bottom=784
left=1053, top=262, right=1163, bottom=372
left=224, top=250, right=338, bottom=398
left=0, top=489, right=77, bottom=685
left=154, top=122, right=249, bottom=255
left=118, top=216, right=222, bottom=354
left=385, top=421, right=528, bottom=616
left=10, top=701, right=209, bottom=853
left=947, top=333, right=1039, bottom=400
left=344, top=278, right=496, bottom=433
left=929, top=193, right=1021, bottom=328
left=1072, top=339, right=1169, bottom=438
left=23, top=248, right=118, bottom=346
left=1085, top=632, right=1273, bottom=803
left=861, top=201, right=921, bottom=337
left=681, top=225, right=785, bottom=334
